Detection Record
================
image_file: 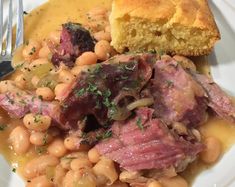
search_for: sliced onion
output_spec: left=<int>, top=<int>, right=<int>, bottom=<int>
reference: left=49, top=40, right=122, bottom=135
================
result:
left=109, top=106, right=131, bottom=121
left=127, top=98, right=154, bottom=111
left=108, top=91, right=138, bottom=121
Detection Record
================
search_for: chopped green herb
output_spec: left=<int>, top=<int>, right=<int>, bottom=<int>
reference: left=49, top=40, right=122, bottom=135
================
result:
left=166, top=80, right=174, bottom=88
left=15, top=63, right=24, bottom=69
left=157, top=49, right=165, bottom=56
left=35, top=146, right=46, bottom=155
left=96, top=130, right=112, bottom=140
left=103, top=89, right=111, bottom=98
left=31, top=96, right=36, bottom=102
left=28, top=47, right=36, bottom=55
left=149, top=49, right=156, bottom=54
left=107, top=102, right=117, bottom=119
left=34, top=115, right=41, bottom=123
left=0, top=124, right=7, bottom=131
left=6, top=95, right=14, bottom=104
left=42, top=132, right=48, bottom=145
left=23, top=11, right=28, bottom=15
left=102, top=130, right=112, bottom=139
left=103, top=98, right=111, bottom=108
left=74, top=88, right=86, bottom=97
left=87, top=83, right=98, bottom=93
left=12, top=168, right=16, bottom=173
left=38, top=95, right=43, bottom=100
left=136, top=117, right=144, bottom=131
left=81, top=132, right=87, bottom=139
left=92, top=64, right=102, bottom=74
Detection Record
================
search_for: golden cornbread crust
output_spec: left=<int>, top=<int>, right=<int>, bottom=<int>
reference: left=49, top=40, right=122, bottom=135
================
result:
left=110, top=0, right=220, bottom=56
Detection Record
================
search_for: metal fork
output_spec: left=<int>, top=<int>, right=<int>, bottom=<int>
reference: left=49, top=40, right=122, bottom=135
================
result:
left=0, top=0, right=24, bottom=79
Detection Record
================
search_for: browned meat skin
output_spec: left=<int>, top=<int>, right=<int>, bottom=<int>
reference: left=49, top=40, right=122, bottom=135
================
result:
left=51, top=22, right=95, bottom=67
left=60, top=54, right=154, bottom=127
left=150, top=58, right=208, bottom=127
left=96, top=108, right=204, bottom=174
left=192, top=73, right=235, bottom=123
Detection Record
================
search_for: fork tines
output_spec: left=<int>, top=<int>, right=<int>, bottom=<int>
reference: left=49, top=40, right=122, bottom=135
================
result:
left=0, top=0, right=24, bottom=59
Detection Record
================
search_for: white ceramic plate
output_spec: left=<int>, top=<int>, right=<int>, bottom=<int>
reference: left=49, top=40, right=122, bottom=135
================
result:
left=0, top=0, right=235, bottom=186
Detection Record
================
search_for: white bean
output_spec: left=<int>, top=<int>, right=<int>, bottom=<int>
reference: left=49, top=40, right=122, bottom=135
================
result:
left=58, top=70, right=75, bottom=84
left=70, top=158, right=92, bottom=171
left=47, top=138, right=67, bottom=157
left=26, top=175, right=53, bottom=187
left=159, top=176, right=188, bottom=187
left=23, top=113, right=51, bottom=132
left=94, top=40, right=111, bottom=61
left=200, top=137, right=221, bottom=164
left=64, top=136, right=80, bottom=151
left=9, top=126, right=30, bottom=155
left=36, top=87, right=55, bottom=101
left=23, top=155, right=59, bottom=179
left=22, top=39, right=41, bottom=61
left=88, top=147, right=100, bottom=163
left=54, top=165, right=67, bottom=187
left=30, top=132, right=53, bottom=146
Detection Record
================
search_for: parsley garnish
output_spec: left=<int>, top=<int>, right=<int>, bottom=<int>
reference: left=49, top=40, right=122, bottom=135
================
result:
left=0, top=124, right=6, bottom=131
left=166, top=80, right=174, bottom=88
left=12, top=168, right=16, bottom=173
left=136, top=117, right=144, bottom=131
left=28, top=47, right=36, bottom=55
left=103, top=130, right=112, bottom=139
left=74, top=88, right=86, bottom=97
left=103, top=89, right=111, bottom=98
left=38, top=95, right=43, bottom=100
left=35, top=146, right=46, bottom=155
left=33, top=115, right=41, bottom=123
left=92, top=64, right=102, bottom=74
left=42, top=132, right=48, bottom=145
left=96, top=130, right=112, bottom=140
left=87, top=83, right=98, bottom=93
left=15, top=63, right=24, bottom=69
left=6, top=95, right=14, bottom=104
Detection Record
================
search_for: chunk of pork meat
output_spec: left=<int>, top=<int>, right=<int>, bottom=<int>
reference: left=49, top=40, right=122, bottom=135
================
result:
left=96, top=108, right=204, bottom=174
left=192, top=73, right=235, bottom=122
left=150, top=58, right=208, bottom=126
left=51, top=22, right=95, bottom=67
left=60, top=54, right=154, bottom=127
left=0, top=91, right=63, bottom=128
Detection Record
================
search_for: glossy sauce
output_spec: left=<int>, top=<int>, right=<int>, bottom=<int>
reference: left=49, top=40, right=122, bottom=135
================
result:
left=0, top=0, right=235, bottom=185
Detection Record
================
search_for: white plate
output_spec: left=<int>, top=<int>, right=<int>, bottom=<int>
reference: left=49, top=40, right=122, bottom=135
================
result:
left=0, top=0, right=235, bottom=186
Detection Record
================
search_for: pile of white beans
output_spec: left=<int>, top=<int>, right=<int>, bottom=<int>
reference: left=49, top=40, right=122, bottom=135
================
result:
left=0, top=6, right=223, bottom=187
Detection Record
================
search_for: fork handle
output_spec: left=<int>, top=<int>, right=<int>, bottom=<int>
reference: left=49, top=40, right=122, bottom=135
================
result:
left=0, top=61, right=14, bottom=79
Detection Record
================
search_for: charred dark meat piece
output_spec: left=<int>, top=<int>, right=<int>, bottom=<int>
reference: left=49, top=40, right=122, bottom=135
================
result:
left=95, top=107, right=204, bottom=174
left=51, top=22, right=95, bottom=67
left=60, top=54, right=154, bottom=127
left=150, top=58, right=208, bottom=127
